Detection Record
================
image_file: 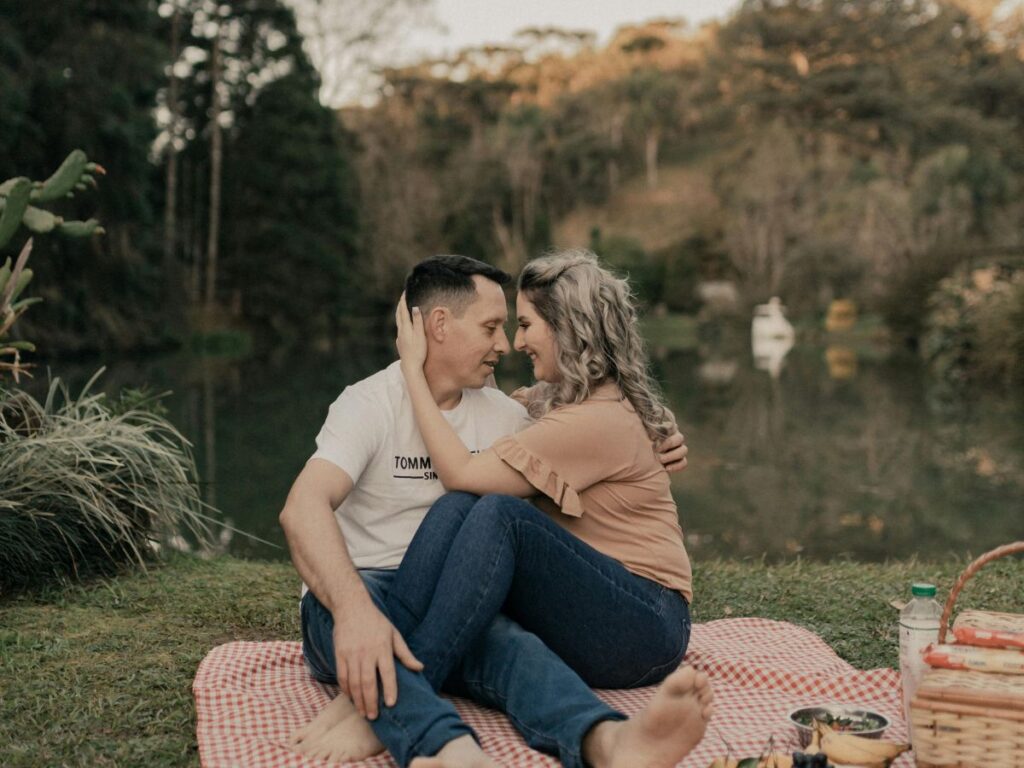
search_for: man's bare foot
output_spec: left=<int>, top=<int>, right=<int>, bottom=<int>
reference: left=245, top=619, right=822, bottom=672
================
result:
left=409, top=734, right=499, bottom=768
left=301, top=713, right=385, bottom=764
left=290, top=694, right=356, bottom=747
left=290, top=694, right=384, bottom=762
left=583, top=666, right=714, bottom=768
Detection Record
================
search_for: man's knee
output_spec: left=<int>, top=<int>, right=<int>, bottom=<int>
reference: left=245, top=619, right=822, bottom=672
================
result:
left=468, top=495, right=546, bottom=541
left=426, top=491, right=480, bottom=524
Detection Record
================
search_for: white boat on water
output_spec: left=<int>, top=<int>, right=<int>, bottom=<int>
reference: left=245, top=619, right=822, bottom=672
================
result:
left=752, top=296, right=795, bottom=341
left=752, top=297, right=795, bottom=378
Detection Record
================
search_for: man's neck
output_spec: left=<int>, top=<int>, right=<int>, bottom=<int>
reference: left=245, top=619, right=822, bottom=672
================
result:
left=422, top=359, right=464, bottom=411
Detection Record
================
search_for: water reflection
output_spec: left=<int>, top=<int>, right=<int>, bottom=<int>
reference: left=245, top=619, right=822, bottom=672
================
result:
left=37, top=338, right=1024, bottom=563
left=657, top=348, right=1024, bottom=562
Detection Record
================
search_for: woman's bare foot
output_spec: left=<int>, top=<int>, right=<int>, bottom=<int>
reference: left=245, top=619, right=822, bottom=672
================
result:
left=290, top=693, right=384, bottom=762
left=409, top=734, right=500, bottom=768
left=583, top=666, right=714, bottom=768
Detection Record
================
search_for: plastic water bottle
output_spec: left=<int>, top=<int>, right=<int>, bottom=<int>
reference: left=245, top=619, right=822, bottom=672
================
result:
left=898, top=582, right=943, bottom=725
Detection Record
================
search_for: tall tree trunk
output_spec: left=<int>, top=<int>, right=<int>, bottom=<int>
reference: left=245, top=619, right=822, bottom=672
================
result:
left=645, top=128, right=660, bottom=189
left=204, top=28, right=223, bottom=311
left=608, top=111, right=624, bottom=195
left=163, top=5, right=182, bottom=302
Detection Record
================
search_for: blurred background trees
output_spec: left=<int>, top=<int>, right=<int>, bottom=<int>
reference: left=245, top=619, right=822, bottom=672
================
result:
left=1, top=0, right=1021, bottom=384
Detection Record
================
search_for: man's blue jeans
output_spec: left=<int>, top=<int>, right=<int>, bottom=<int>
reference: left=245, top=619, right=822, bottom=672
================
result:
left=302, top=573, right=625, bottom=767
left=386, top=492, right=691, bottom=692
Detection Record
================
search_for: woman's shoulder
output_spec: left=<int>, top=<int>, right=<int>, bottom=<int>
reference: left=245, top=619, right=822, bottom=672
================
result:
left=543, top=387, right=638, bottom=429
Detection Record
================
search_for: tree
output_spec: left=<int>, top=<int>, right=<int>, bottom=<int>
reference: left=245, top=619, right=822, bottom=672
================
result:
left=221, top=71, right=360, bottom=341
left=718, top=121, right=810, bottom=301
left=617, top=68, right=685, bottom=189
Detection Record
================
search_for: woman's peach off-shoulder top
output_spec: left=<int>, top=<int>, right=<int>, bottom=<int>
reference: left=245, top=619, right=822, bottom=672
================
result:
left=492, top=383, right=692, bottom=601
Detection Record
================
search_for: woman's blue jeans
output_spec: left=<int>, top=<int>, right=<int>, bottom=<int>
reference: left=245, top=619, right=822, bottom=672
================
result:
left=384, top=491, right=691, bottom=694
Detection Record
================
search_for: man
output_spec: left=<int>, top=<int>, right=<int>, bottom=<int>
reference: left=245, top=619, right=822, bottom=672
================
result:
left=280, top=255, right=712, bottom=768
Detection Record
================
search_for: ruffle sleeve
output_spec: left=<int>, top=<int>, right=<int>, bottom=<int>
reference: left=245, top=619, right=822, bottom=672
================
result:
left=491, top=435, right=584, bottom=518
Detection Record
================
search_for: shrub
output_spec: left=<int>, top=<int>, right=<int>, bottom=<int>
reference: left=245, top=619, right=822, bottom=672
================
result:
left=875, top=248, right=965, bottom=347
left=975, top=271, right=1024, bottom=386
left=922, top=268, right=1024, bottom=388
left=0, top=375, right=211, bottom=593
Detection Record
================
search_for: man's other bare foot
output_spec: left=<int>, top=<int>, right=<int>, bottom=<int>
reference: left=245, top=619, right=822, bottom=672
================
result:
left=289, top=694, right=383, bottom=762
left=409, top=734, right=500, bottom=768
left=583, top=666, right=714, bottom=768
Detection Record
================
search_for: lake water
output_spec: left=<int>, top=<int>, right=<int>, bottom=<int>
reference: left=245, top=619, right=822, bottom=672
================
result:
left=39, top=333, right=1024, bottom=563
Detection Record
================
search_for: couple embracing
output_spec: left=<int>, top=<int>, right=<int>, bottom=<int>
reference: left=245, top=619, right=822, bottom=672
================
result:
left=279, top=250, right=713, bottom=768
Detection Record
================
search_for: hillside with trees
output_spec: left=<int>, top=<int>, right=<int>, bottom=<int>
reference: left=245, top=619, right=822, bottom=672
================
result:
left=347, top=0, right=1023, bottom=335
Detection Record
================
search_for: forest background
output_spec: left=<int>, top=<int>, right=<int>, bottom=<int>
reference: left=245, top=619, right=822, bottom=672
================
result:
left=2, top=0, right=1023, bottom=386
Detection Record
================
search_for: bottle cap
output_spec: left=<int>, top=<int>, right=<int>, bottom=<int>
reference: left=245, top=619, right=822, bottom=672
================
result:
left=911, top=583, right=937, bottom=597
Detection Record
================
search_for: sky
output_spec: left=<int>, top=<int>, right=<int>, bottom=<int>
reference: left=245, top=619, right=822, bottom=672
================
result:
left=404, top=0, right=742, bottom=59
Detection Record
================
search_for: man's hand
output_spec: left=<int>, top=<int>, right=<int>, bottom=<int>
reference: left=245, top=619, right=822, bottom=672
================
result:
left=333, top=597, right=423, bottom=720
left=656, top=429, right=688, bottom=473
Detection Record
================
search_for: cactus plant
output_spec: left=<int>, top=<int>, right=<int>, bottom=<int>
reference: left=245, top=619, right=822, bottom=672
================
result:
left=0, top=150, right=105, bottom=381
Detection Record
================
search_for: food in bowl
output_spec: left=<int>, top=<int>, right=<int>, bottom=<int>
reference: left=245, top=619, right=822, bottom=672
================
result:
left=788, top=705, right=889, bottom=747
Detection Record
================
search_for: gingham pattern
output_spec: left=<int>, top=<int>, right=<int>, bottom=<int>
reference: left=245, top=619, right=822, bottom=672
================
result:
left=194, top=618, right=914, bottom=767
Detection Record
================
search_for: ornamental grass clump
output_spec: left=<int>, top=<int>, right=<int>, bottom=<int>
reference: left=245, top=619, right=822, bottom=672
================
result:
left=0, top=375, right=212, bottom=593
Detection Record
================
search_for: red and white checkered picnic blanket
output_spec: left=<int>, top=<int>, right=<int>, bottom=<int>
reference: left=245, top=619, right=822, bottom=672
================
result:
left=194, top=618, right=913, bottom=767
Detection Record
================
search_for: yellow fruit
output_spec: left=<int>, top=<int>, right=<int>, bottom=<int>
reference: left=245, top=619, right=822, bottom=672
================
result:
left=757, top=751, right=794, bottom=768
left=821, top=731, right=910, bottom=766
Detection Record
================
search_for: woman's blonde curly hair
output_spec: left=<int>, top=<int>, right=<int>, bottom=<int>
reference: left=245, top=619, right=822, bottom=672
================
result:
left=517, top=249, right=676, bottom=441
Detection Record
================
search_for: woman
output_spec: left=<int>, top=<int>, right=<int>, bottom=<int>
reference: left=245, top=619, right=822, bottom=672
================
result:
left=386, top=249, right=694, bottom=696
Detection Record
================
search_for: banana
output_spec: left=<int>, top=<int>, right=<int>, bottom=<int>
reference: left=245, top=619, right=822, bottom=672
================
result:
left=707, top=754, right=793, bottom=768
left=757, top=751, right=794, bottom=768
left=821, top=730, right=909, bottom=766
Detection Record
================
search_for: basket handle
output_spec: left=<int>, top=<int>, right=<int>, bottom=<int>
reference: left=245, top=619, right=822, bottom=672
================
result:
left=938, top=541, right=1024, bottom=643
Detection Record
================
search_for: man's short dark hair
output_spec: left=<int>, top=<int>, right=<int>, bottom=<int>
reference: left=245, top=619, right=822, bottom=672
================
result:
left=404, top=255, right=511, bottom=318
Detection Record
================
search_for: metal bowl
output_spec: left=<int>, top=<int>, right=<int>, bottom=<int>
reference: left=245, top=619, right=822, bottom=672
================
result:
left=788, top=704, right=890, bottom=747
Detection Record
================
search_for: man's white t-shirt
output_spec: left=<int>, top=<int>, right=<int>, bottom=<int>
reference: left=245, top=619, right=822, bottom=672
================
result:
left=310, top=361, right=531, bottom=571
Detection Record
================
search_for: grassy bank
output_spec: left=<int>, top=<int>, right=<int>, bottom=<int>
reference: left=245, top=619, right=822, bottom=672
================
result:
left=2, top=555, right=1022, bottom=767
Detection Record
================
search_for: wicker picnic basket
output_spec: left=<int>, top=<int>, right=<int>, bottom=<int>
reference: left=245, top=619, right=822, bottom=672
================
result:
left=910, top=541, right=1024, bottom=767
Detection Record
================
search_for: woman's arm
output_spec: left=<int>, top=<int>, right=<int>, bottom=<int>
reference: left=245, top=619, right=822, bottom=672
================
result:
left=395, top=296, right=535, bottom=497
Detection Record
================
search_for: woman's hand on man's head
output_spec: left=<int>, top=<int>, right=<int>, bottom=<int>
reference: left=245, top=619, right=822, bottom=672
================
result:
left=395, top=292, right=428, bottom=371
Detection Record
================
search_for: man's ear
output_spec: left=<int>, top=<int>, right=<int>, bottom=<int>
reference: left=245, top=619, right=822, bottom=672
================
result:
left=425, top=307, right=448, bottom=342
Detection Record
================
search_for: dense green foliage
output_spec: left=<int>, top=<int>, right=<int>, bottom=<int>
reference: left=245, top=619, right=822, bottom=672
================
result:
left=923, top=267, right=1024, bottom=387
left=222, top=72, right=360, bottom=340
left=2, top=554, right=1021, bottom=766
left=0, top=0, right=361, bottom=352
left=0, top=377, right=211, bottom=592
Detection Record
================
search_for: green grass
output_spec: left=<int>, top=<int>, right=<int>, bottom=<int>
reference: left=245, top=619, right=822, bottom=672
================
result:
left=2, top=554, right=1022, bottom=766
